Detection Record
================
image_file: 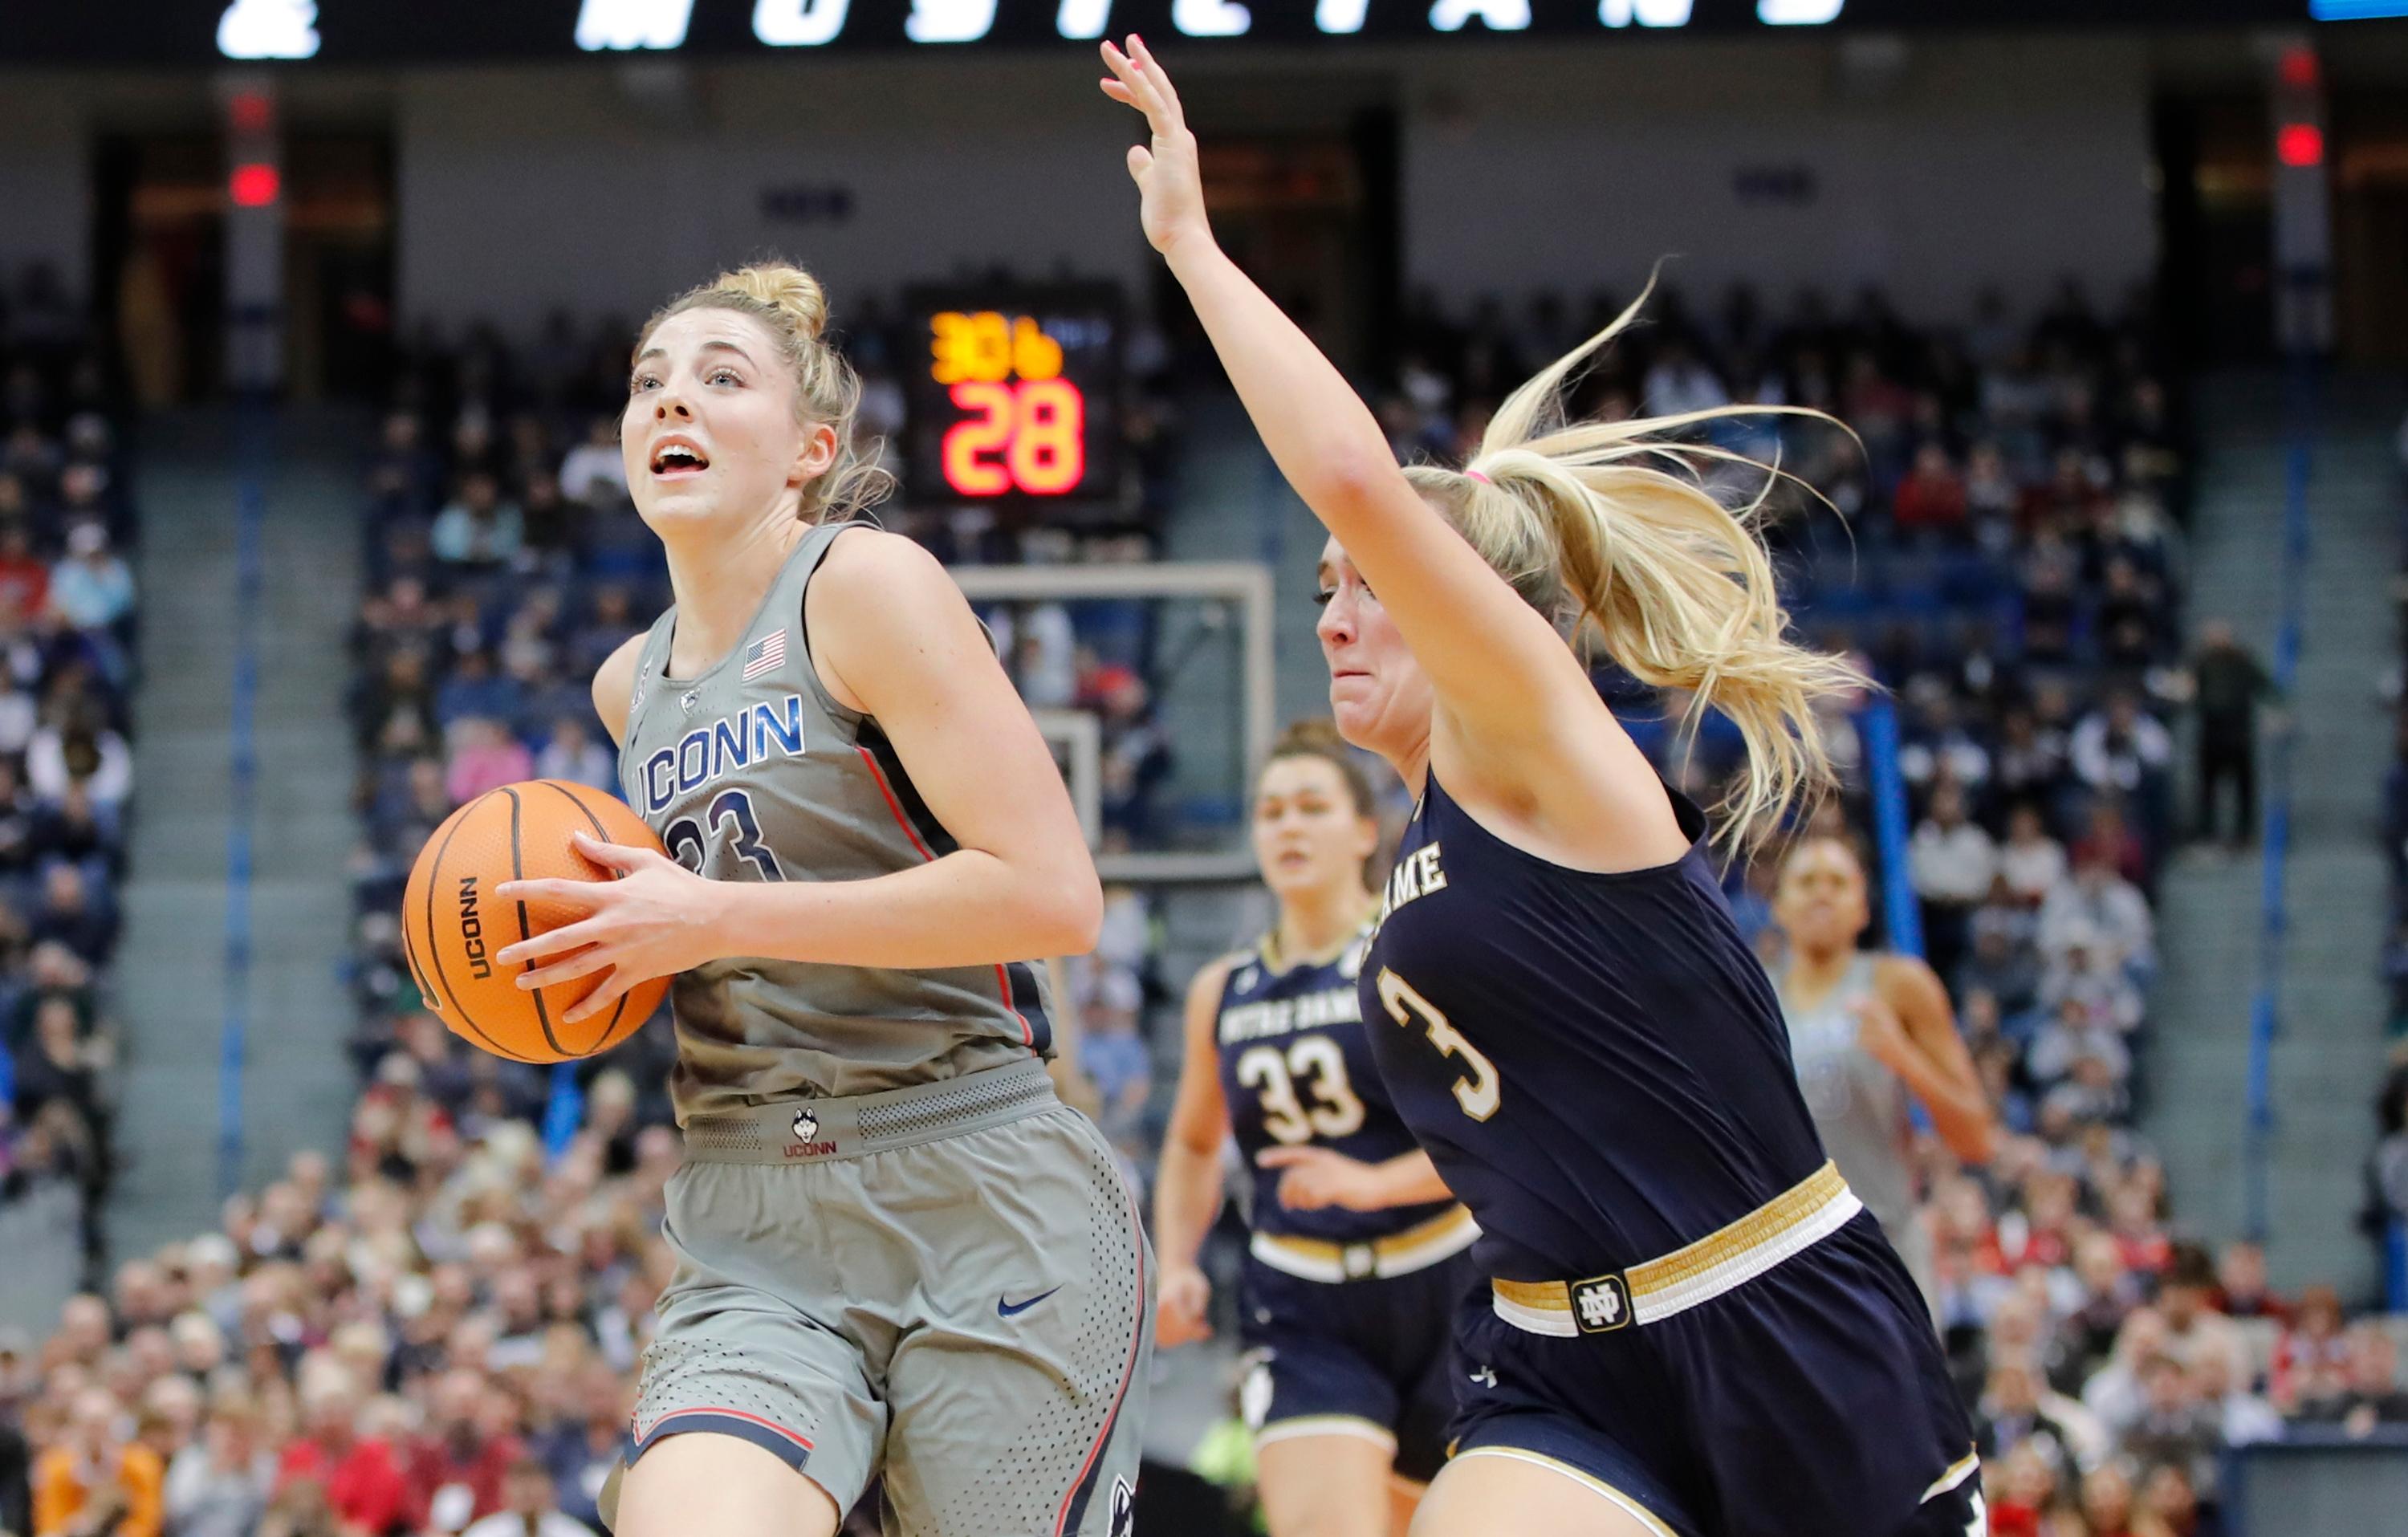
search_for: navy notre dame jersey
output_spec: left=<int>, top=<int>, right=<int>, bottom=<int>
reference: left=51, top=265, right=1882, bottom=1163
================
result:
left=1359, top=775, right=1829, bottom=1282
left=1214, top=927, right=1457, bottom=1246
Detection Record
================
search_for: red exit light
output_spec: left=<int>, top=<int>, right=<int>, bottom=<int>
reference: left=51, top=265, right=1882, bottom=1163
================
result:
left=229, top=163, right=281, bottom=206
left=2277, top=124, right=2326, bottom=169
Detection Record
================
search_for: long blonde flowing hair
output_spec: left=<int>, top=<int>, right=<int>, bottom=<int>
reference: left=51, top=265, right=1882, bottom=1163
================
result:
left=1401, top=292, right=1868, bottom=848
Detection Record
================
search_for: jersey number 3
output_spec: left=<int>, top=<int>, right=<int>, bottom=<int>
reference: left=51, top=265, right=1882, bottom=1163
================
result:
left=1376, top=969, right=1502, bottom=1122
left=1235, top=1036, right=1367, bottom=1145
left=664, top=788, right=785, bottom=880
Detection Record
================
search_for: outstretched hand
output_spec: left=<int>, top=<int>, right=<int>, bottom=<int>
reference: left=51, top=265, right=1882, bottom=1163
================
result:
left=493, top=831, right=723, bottom=1024
left=1255, top=1145, right=1386, bottom=1212
left=1099, top=35, right=1213, bottom=258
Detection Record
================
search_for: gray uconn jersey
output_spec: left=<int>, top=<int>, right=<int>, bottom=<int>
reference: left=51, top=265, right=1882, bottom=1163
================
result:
left=617, top=519, right=1053, bottom=1119
left=1776, top=954, right=1914, bottom=1242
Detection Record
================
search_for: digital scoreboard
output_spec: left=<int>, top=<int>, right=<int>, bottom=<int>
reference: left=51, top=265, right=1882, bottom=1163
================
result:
left=0, top=2, right=2349, bottom=67
left=903, top=285, right=1122, bottom=508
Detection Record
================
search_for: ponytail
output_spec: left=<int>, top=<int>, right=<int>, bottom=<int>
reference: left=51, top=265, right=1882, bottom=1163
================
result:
left=1401, top=289, right=1868, bottom=848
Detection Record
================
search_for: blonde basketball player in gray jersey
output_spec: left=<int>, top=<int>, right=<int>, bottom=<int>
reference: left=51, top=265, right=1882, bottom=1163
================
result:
left=1770, top=837, right=1996, bottom=1324
left=490, top=264, right=1152, bottom=1537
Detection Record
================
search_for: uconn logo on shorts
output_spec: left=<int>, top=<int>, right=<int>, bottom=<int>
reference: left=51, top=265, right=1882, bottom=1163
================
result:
left=636, top=694, right=807, bottom=815
left=783, top=1108, right=837, bottom=1160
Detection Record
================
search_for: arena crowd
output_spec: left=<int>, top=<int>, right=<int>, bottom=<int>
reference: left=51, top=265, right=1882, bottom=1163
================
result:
left=7, top=277, right=2406, bottom=1537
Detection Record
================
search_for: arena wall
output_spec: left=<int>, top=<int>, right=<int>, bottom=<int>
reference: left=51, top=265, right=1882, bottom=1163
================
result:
left=393, top=56, right=1150, bottom=335
left=0, top=34, right=2164, bottom=331
left=1395, top=35, right=2161, bottom=321
left=0, top=79, right=93, bottom=291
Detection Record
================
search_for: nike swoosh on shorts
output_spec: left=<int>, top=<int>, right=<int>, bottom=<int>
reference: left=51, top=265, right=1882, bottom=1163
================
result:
left=998, top=1286, right=1063, bottom=1317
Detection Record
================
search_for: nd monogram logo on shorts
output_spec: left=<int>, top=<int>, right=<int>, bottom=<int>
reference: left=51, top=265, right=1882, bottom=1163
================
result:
left=1571, top=1274, right=1632, bottom=1334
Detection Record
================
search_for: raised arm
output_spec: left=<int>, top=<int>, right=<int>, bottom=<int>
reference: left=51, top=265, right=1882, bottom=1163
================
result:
left=1099, top=39, right=1681, bottom=860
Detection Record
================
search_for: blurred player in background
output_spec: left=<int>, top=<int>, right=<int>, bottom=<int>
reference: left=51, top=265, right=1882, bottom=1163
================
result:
left=490, top=264, right=1150, bottom=1537
left=1156, top=720, right=1473, bottom=1537
left=1100, top=38, right=1979, bottom=1537
left=1771, top=836, right=1996, bottom=1324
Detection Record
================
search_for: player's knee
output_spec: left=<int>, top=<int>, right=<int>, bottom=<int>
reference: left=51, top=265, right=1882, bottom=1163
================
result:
left=616, top=1432, right=840, bottom=1537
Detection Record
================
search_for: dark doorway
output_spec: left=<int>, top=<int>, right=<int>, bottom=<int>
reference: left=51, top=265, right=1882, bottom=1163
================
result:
left=1142, top=76, right=1400, bottom=381
left=283, top=132, right=397, bottom=400
left=93, top=132, right=226, bottom=407
left=2333, top=91, right=2408, bottom=366
left=2153, top=95, right=2276, bottom=370
left=92, top=128, right=393, bottom=403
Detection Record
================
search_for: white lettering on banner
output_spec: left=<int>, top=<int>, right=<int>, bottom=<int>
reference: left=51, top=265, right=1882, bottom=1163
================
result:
left=1316, top=0, right=1370, bottom=32
left=1172, top=0, right=1251, bottom=36
left=1600, top=0, right=1693, bottom=25
left=754, top=0, right=851, bottom=46
left=907, top=0, right=998, bottom=42
left=575, top=0, right=695, bottom=50
left=218, top=0, right=320, bottom=59
left=1759, top=0, right=1845, bottom=22
left=1056, top=0, right=1112, bottom=38
left=1430, top=0, right=1528, bottom=27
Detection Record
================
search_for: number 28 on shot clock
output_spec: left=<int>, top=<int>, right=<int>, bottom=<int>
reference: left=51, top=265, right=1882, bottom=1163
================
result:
left=905, top=286, right=1121, bottom=505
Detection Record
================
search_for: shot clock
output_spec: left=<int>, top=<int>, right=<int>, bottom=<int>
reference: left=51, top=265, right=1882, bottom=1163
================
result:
left=903, top=285, right=1121, bottom=507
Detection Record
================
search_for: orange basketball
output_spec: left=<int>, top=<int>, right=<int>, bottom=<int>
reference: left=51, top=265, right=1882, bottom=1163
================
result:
left=401, top=779, right=673, bottom=1063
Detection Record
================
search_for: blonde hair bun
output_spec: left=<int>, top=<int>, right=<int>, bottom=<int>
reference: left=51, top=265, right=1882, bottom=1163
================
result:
left=641, top=258, right=892, bottom=522
left=714, top=262, right=829, bottom=341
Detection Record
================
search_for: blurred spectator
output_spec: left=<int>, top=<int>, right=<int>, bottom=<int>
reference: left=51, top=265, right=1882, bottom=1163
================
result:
left=2269, top=1285, right=2351, bottom=1411
left=273, top=1366, right=410, bottom=1537
left=47, top=525, right=132, bottom=634
left=1893, top=443, right=1968, bottom=537
left=533, top=717, right=614, bottom=791
left=163, top=1397, right=275, bottom=1537
left=555, top=417, right=627, bottom=511
left=2288, top=1320, right=2408, bottom=1433
left=2118, top=1353, right=2221, bottom=1498
left=1910, top=780, right=1995, bottom=978
left=1977, top=1356, right=2081, bottom=1474
left=2070, top=693, right=2172, bottom=805
left=460, top=1457, right=596, bottom=1537
left=431, top=473, right=525, bottom=569
left=33, top=1387, right=163, bottom=1537
left=2183, top=620, right=2276, bottom=847
left=2363, top=1067, right=2408, bottom=1271
left=2209, top=1241, right=2288, bottom=1324
left=1998, top=803, right=2067, bottom=908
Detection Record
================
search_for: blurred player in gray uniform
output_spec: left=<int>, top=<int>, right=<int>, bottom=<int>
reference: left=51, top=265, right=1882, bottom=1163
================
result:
left=493, top=263, right=1151, bottom=1537
left=1770, top=836, right=1996, bottom=1324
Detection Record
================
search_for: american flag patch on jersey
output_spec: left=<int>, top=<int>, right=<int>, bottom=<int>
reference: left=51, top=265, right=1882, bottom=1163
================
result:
left=741, top=628, right=787, bottom=681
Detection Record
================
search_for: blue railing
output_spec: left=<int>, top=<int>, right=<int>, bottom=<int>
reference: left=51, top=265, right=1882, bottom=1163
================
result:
left=220, top=404, right=267, bottom=1199
left=2243, top=365, right=2315, bottom=1242
left=1857, top=697, right=1922, bottom=962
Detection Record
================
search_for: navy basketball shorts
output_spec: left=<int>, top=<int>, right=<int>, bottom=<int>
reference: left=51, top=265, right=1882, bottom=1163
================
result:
left=1237, top=1229, right=1478, bottom=1484
left=1454, top=1201, right=1979, bottom=1537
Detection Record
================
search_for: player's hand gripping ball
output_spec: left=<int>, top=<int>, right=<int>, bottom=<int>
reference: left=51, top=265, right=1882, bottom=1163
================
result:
left=402, top=780, right=676, bottom=1063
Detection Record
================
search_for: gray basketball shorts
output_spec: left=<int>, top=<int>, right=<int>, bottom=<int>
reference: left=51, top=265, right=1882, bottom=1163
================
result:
left=629, top=1059, right=1154, bottom=1536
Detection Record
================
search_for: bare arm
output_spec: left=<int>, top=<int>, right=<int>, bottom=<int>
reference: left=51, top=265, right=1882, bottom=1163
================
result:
left=1254, top=1144, right=1453, bottom=1212
left=590, top=633, right=647, bottom=748
left=1154, top=956, right=1236, bottom=1347
left=1866, top=955, right=1996, bottom=1165
left=1100, top=39, right=1682, bottom=868
left=1155, top=957, right=1235, bottom=1274
left=498, top=531, right=1100, bottom=1011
